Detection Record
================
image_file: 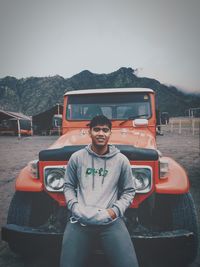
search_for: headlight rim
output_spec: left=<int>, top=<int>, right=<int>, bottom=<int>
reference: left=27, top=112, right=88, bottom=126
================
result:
left=131, top=165, right=152, bottom=193
left=44, top=165, right=66, bottom=192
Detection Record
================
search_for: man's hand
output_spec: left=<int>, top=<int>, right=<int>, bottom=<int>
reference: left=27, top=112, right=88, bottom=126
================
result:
left=107, top=208, right=117, bottom=220
left=73, top=205, right=117, bottom=224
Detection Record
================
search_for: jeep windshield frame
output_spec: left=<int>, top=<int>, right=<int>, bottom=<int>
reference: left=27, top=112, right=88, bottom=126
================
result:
left=66, top=92, right=152, bottom=121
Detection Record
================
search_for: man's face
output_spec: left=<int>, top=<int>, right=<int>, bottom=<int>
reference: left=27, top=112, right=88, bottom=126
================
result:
left=89, top=124, right=111, bottom=147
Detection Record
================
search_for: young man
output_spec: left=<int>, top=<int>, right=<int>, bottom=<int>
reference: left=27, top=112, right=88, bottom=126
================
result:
left=60, top=115, right=139, bottom=267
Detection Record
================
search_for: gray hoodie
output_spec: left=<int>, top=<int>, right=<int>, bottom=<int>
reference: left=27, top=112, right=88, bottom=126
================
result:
left=63, top=144, right=135, bottom=225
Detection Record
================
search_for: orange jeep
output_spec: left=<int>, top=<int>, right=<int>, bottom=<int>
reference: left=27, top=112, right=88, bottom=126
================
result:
left=2, top=88, right=198, bottom=265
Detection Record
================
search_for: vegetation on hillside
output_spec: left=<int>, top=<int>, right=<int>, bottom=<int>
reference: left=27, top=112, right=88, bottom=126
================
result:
left=0, top=67, right=199, bottom=116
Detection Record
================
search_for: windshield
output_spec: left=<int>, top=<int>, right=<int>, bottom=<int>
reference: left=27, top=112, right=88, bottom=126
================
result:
left=66, top=92, right=151, bottom=120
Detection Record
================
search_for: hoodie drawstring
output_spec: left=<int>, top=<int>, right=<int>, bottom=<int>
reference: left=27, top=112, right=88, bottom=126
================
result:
left=92, top=157, right=95, bottom=189
left=91, top=156, right=107, bottom=189
left=102, top=159, right=107, bottom=185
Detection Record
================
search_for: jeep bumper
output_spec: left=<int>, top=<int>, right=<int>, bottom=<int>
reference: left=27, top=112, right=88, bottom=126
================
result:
left=1, top=223, right=195, bottom=260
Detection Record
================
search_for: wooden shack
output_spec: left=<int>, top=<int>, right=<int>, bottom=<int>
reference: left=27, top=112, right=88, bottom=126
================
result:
left=0, top=110, right=32, bottom=137
left=32, top=104, right=63, bottom=135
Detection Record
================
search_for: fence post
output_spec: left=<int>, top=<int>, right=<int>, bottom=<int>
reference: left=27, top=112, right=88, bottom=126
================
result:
left=179, top=119, right=182, bottom=134
left=192, top=119, right=195, bottom=135
left=199, top=121, right=200, bottom=156
left=170, top=121, right=173, bottom=133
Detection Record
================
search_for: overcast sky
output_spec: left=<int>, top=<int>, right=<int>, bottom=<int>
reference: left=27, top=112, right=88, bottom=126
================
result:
left=0, top=0, right=200, bottom=93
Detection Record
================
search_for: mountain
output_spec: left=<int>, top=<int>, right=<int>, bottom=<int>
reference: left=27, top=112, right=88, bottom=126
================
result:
left=0, top=67, right=199, bottom=116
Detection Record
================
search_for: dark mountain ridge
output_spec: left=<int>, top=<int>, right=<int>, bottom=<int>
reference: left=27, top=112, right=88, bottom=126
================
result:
left=0, top=67, right=199, bottom=116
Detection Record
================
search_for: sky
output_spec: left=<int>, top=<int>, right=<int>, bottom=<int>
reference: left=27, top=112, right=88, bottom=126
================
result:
left=0, top=0, right=200, bottom=93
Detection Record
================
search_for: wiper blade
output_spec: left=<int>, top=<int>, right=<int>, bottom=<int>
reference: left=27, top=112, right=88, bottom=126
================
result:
left=119, top=114, right=148, bottom=126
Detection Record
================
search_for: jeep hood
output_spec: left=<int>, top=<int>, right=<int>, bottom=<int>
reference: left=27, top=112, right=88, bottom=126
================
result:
left=49, top=128, right=156, bottom=150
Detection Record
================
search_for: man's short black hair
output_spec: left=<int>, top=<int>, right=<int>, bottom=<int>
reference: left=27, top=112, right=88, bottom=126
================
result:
left=89, top=115, right=112, bottom=130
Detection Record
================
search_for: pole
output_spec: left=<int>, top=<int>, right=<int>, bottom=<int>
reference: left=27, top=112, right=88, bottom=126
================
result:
left=199, top=121, right=200, bottom=156
left=30, top=117, right=33, bottom=136
left=17, top=119, right=21, bottom=139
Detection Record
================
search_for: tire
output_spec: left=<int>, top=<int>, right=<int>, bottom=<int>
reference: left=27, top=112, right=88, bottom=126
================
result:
left=153, top=192, right=199, bottom=265
left=7, top=191, right=54, bottom=255
left=7, top=192, right=33, bottom=225
left=171, top=192, right=199, bottom=263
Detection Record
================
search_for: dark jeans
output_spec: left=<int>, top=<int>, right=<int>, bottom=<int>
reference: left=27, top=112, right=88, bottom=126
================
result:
left=60, top=218, right=139, bottom=267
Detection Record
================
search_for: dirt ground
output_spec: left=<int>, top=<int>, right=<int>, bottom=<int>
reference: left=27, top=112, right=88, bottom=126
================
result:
left=0, top=132, right=199, bottom=267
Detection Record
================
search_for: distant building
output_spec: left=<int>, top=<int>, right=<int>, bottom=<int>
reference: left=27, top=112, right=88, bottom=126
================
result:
left=0, top=109, right=32, bottom=137
left=32, top=104, right=63, bottom=135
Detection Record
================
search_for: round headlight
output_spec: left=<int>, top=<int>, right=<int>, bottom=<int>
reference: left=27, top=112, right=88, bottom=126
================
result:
left=132, top=168, right=151, bottom=192
left=46, top=168, right=65, bottom=190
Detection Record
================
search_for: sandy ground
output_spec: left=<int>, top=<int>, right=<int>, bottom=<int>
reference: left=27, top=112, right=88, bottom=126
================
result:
left=0, top=132, right=199, bottom=267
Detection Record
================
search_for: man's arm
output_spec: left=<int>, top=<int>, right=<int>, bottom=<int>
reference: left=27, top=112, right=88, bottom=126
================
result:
left=111, top=156, right=135, bottom=217
left=63, top=155, right=79, bottom=212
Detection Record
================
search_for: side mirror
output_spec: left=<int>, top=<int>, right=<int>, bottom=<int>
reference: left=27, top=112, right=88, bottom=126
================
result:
left=133, top=119, right=148, bottom=127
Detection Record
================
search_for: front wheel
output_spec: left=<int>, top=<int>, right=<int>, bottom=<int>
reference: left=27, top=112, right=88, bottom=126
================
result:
left=153, top=192, right=199, bottom=265
left=171, top=192, right=198, bottom=263
left=7, top=191, right=54, bottom=255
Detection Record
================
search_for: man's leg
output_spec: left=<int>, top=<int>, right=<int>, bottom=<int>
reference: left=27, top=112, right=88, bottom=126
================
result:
left=100, top=218, right=139, bottom=267
left=60, top=222, right=93, bottom=267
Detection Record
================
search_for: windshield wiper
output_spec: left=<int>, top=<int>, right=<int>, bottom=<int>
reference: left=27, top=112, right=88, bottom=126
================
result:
left=119, top=114, right=148, bottom=126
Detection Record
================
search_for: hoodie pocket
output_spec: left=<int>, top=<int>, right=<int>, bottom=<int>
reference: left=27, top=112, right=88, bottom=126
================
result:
left=73, top=204, right=99, bottom=224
